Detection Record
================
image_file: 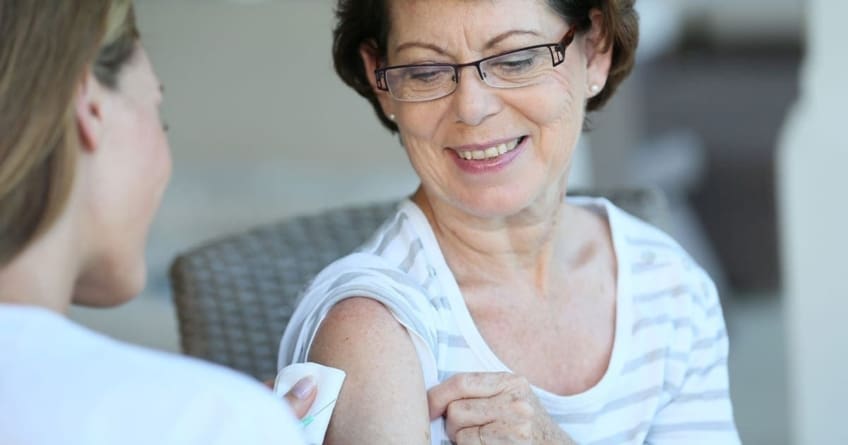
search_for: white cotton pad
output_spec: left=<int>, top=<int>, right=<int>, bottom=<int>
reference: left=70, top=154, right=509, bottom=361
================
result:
left=274, top=362, right=346, bottom=444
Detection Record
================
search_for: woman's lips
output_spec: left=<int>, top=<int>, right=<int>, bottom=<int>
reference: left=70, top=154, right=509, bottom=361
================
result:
left=451, top=136, right=525, bottom=161
left=449, top=136, right=528, bottom=173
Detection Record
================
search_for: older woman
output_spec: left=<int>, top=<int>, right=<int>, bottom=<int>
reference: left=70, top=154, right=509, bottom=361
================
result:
left=0, top=2, right=314, bottom=443
left=279, top=0, right=740, bottom=444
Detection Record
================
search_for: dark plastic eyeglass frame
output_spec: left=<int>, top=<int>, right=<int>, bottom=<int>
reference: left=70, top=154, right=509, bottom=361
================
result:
left=375, top=28, right=577, bottom=102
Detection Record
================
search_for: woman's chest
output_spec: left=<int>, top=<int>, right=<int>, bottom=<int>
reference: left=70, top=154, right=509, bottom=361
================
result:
left=438, top=290, right=617, bottom=396
left=482, top=307, right=615, bottom=395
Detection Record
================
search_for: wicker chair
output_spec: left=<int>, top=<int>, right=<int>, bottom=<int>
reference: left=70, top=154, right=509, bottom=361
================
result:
left=169, top=189, right=667, bottom=380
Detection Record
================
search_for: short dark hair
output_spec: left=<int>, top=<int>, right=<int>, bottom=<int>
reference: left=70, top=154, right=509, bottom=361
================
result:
left=332, top=0, right=639, bottom=133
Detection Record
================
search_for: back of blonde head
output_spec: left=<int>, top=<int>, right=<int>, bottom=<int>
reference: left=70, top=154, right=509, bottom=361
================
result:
left=0, top=0, right=138, bottom=266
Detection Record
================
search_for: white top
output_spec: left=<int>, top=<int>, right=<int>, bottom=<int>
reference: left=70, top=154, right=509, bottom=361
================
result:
left=0, top=304, right=305, bottom=445
left=280, top=197, right=741, bottom=444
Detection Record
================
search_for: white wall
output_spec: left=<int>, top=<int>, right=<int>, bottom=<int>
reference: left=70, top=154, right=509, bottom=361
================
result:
left=777, top=0, right=848, bottom=443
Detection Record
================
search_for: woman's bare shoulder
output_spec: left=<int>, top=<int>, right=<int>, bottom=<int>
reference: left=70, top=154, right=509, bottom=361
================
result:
left=308, top=297, right=431, bottom=445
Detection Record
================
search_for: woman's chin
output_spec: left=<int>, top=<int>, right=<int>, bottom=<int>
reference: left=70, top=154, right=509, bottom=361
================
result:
left=449, top=189, right=543, bottom=220
left=73, top=261, right=147, bottom=307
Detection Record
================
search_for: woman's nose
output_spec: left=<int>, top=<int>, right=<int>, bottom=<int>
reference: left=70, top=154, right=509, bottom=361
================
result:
left=449, top=67, right=502, bottom=127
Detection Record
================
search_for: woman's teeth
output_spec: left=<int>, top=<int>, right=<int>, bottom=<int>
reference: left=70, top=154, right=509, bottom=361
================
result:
left=457, top=138, right=521, bottom=161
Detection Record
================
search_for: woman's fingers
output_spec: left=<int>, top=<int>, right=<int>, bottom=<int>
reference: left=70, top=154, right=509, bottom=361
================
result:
left=442, top=391, right=534, bottom=440
left=429, top=372, right=557, bottom=444
left=455, top=425, right=485, bottom=445
left=443, top=396, right=496, bottom=440
left=428, top=372, right=518, bottom=419
left=429, top=372, right=541, bottom=443
left=455, top=422, right=535, bottom=445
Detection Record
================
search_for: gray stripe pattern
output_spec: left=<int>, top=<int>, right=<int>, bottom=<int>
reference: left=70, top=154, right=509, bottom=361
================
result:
left=622, top=348, right=688, bottom=374
left=587, top=421, right=651, bottom=445
left=690, top=291, right=707, bottom=309
left=632, top=315, right=697, bottom=336
left=632, top=261, right=674, bottom=274
left=692, top=329, right=727, bottom=351
left=705, top=303, right=723, bottom=318
left=662, top=380, right=683, bottom=401
left=437, top=330, right=469, bottom=348
left=371, top=267, right=429, bottom=295
left=421, top=271, right=436, bottom=292
left=625, top=236, right=678, bottom=251
left=551, top=386, right=662, bottom=424
left=374, top=213, right=407, bottom=255
left=633, top=285, right=687, bottom=303
left=430, top=296, right=452, bottom=311
left=329, top=271, right=367, bottom=291
left=649, top=421, right=737, bottom=434
left=685, top=357, right=728, bottom=379
left=673, top=389, right=730, bottom=404
left=399, top=238, right=424, bottom=272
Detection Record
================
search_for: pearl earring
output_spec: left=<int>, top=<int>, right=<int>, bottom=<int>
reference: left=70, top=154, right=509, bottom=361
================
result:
left=388, top=114, right=396, bottom=121
left=590, top=84, right=601, bottom=94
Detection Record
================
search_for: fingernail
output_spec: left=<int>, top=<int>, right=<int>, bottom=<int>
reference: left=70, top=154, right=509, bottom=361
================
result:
left=291, top=376, right=316, bottom=400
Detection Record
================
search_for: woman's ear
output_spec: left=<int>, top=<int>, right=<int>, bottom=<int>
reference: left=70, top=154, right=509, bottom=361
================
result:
left=359, top=41, right=395, bottom=117
left=74, top=71, right=104, bottom=153
left=582, top=8, right=613, bottom=97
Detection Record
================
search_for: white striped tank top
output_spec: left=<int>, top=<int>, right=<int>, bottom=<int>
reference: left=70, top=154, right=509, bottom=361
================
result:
left=279, top=197, right=740, bottom=444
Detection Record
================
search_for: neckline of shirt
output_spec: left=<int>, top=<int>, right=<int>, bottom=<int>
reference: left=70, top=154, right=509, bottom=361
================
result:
left=397, top=196, right=634, bottom=411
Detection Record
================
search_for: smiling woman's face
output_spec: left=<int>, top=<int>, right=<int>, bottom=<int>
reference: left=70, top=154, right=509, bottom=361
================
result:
left=368, top=0, right=602, bottom=219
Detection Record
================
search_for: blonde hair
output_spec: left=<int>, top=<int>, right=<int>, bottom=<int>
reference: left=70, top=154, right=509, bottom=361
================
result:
left=0, top=0, right=139, bottom=265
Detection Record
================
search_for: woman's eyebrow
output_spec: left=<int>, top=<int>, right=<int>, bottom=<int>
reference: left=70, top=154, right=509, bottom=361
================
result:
left=394, top=29, right=542, bottom=57
left=483, top=29, right=543, bottom=50
left=394, top=41, right=450, bottom=57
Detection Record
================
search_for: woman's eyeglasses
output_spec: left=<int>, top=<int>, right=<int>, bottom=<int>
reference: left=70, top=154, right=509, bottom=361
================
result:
left=375, top=29, right=576, bottom=102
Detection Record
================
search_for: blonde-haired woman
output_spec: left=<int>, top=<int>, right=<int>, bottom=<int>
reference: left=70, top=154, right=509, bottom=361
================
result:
left=0, top=2, right=312, bottom=443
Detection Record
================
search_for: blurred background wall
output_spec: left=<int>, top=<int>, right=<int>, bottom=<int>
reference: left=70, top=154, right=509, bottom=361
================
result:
left=778, top=1, right=848, bottom=443
left=67, top=0, right=824, bottom=443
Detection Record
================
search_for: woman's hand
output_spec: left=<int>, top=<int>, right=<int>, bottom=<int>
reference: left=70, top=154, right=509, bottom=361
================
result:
left=428, top=372, right=576, bottom=445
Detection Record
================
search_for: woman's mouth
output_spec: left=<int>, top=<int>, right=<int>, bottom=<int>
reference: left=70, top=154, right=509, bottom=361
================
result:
left=454, top=136, right=526, bottom=161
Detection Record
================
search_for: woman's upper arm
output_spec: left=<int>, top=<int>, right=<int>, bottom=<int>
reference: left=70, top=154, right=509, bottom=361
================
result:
left=307, top=297, right=431, bottom=445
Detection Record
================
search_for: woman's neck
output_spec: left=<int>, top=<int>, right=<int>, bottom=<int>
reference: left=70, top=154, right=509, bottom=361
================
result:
left=413, top=186, right=588, bottom=299
left=0, top=207, right=84, bottom=314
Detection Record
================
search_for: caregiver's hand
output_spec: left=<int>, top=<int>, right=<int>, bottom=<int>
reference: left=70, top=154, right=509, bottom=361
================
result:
left=264, top=376, right=318, bottom=419
left=428, top=372, right=576, bottom=445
